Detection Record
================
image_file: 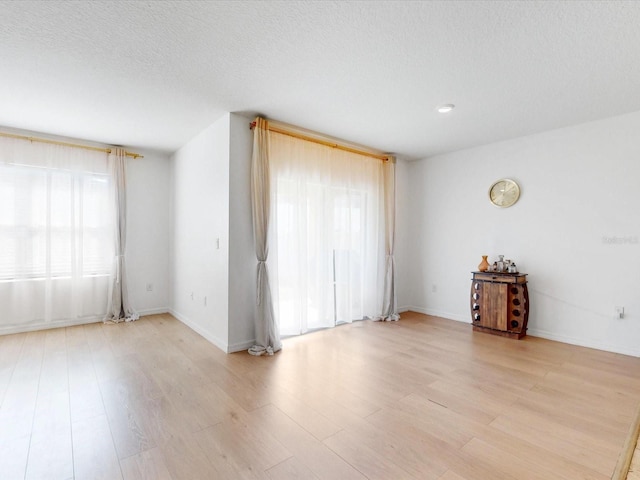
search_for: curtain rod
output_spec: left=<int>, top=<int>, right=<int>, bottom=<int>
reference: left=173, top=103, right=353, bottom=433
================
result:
left=0, top=132, right=144, bottom=159
left=250, top=120, right=392, bottom=162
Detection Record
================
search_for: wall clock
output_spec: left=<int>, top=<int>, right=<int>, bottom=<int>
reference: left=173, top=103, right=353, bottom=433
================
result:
left=489, top=178, right=520, bottom=208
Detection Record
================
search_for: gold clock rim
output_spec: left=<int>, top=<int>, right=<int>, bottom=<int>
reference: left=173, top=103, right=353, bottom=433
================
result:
left=488, top=178, right=520, bottom=208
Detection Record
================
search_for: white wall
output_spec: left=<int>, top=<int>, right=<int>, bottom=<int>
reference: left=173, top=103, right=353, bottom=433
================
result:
left=126, top=150, right=171, bottom=316
left=228, top=113, right=256, bottom=351
left=395, top=158, right=413, bottom=311
left=170, top=115, right=231, bottom=350
left=402, top=110, right=640, bottom=356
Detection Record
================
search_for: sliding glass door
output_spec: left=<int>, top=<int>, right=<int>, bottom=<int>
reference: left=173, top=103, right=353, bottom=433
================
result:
left=269, top=132, right=384, bottom=336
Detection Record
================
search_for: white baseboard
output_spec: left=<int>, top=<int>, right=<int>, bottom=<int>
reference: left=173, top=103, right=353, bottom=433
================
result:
left=527, top=328, right=640, bottom=358
left=0, top=307, right=173, bottom=336
left=168, top=308, right=231, bottom=353
left=0, top=316, right=103, bottom=336
left=402, top=305, right=470, bottom=324
left=402, top=306, right=640, bottom=358
left=227, top=339, right=257, bottom=353
left=137, top=307, right=169, bottom=317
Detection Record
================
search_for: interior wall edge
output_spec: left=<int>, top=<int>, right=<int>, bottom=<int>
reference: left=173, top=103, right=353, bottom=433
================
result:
left=168, top=308, right=228, bottom=353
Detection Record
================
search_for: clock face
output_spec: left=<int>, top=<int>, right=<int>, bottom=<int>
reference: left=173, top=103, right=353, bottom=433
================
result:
left=489, top=179, right=520, bottom=208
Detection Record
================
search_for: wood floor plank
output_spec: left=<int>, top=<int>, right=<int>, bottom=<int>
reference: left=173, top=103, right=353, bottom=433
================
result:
left=158, top=432, right=225, bottom=479
left=72, top=414, right=123, bottom=480
left=199, top=365, right=272, bottom=412
left=505, top=395, right=628, bottom=446
left=64, top=324, right=88, bottom=348
left=266, top=456, right=320, bottom=480
left=629, top=444, right=640, bottom=479
left=490, top=411, right=616, bottom=476
left=66, top=346, right=97, bottom=388
left=100, top=394, right=157, bottom=460
left=120, top=447, right=173, bottom=480
left=437, top=471, right=469, bottom=480
left=193, top=411, right=292, bottom=475
left=69, top=379, right=106, bottom=423
left=130, top=395, right=203, bottom=448
left=32, top=389, right=70, bottom=437
left=277, top=379, right=380, bottom=429
left=0, top=333, right=25, bottom=406
left=12, top=330, right=46, bottom=382
left=0, top=433, right=30, bottom=479
left=518, top=379, right=634, bottom=432
left=266, top=386, right=343, bottom=440
left=366, top=397, right=475, bottom=451
left=250, top=403, right=367, bottom=480
left=409, top=383, right=501, bottom=425
left=344, top=413, right=450, bottom=479
left=355, top=395, right=505, bottom=480
left=474, top=419, right=609, bottom=480
left=0, top=311, right=639, bottom=479
left=37, top=347, right=68, bottom=396
left=26, top=427, right=73, bottom=480
left=461, top=437, right=565, bottom=480
left=0, top=380, right=39, bottom=441
left=556, top=362, right=640, bottom=396
left=323, top=428, right=421, bottom=480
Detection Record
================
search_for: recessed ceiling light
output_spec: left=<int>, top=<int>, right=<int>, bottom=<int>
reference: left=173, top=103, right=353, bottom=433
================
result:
left=437, top=104, right=455, bottom=113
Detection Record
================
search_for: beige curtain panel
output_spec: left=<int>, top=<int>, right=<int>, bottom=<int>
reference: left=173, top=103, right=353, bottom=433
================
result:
left=248, top=118, right=281, bottom=355
left=379, top=157, right=399, bottom=321
left=105, top=147, right=138, bottom=323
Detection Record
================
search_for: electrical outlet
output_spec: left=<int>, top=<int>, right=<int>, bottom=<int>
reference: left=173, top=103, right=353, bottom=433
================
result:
left=146, top=283, right=153, bottom=292
left=431, top=284, right=437, bottom=293
left=615, top=306, right=625, bottom=319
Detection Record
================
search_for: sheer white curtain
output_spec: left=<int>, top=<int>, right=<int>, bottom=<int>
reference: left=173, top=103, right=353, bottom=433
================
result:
left=104, top=147, right=138, bottom=323
left=0, top=136, right=113, bottom=331
left=269, top=132, right=386, bottom=336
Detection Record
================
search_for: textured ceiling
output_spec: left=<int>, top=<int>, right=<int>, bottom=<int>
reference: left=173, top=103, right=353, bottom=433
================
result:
left=1, top=1, right=639, bottom=159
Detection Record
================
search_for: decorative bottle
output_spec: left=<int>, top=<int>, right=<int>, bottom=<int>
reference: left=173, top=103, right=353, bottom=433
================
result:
left=478, top=255, right=490, bottom=272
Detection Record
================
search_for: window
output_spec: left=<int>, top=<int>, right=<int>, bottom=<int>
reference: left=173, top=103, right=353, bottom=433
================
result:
left=0, top=137, right=114, bottom=327
left=0, top=164, right=112, bottom=280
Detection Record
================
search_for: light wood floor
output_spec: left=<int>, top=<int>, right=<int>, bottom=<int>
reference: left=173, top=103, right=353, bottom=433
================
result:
left=1, top=311, right=640, bottom=480
left=630, top=449, right=640, bottom=479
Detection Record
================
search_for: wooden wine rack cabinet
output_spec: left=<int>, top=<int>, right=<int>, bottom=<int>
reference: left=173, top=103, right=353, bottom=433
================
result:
left=470, top=271, right=529, bottom=339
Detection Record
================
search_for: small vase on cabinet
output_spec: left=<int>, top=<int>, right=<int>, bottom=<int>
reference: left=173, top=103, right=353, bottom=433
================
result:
left=478, top=255, right=490, bottom=272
